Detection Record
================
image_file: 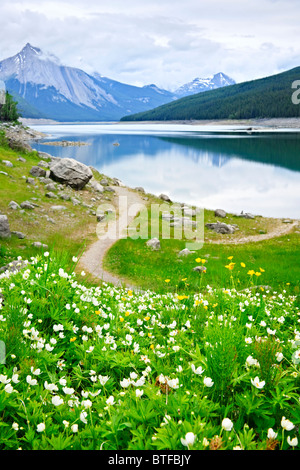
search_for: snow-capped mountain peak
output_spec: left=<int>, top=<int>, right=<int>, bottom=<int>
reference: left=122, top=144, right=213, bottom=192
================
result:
left=174, top=72, right=235, bottom=97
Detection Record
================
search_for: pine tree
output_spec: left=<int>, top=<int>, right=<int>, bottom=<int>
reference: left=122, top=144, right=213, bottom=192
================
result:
left=0, top=92, right=20, bottom=122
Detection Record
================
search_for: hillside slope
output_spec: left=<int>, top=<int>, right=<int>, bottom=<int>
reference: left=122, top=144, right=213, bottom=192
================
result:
left=121, top=67, right=300, bottom=121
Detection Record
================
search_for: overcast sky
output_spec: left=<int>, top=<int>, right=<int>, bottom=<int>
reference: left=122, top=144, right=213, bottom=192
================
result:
left=0, top=0, right=300, bottom=90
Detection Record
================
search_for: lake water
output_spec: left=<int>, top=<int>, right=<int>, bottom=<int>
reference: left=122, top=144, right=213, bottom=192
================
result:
left=29, top=123, right=300, bottom=219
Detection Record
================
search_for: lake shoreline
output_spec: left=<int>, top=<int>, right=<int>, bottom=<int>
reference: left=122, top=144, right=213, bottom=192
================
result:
left=21, top=116, right=300, bottom=130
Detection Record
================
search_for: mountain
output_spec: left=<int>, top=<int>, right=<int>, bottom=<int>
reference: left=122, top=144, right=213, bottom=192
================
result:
left=174, top=72, right=235, bottom=97
left=0, top=44, right=176, bottom=121
left=121, top=67, right=300, bottom=122
left=0, top=44, right=236, bottom=121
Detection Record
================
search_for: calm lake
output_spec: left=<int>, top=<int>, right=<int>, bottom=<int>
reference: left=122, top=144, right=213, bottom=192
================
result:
left=29, top=123, right=300, bottom=219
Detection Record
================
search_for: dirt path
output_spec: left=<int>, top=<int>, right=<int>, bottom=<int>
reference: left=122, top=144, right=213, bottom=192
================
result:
left=207, top=221, right=299, bottom=244
left=79, top=186, right=145, bottom=288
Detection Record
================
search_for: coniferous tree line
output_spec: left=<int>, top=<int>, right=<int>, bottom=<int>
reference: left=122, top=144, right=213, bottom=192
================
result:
left=121, top=66, right=300, bottom=122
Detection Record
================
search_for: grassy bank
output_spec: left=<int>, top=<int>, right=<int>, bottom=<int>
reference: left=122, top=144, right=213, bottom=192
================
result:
left=0, top=130, right=114, bottom=271
left=103, top=204, right=300, bottom=295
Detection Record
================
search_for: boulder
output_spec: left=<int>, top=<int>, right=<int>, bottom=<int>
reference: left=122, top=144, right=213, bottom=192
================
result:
left=178, top=248, right=193, bottom=256
left=159, top=194, right=172, bottom=203
left=50, top=158, right=93, bottom=190
left=237, top=212, right=255, bottom=219
left=89, top=178, right=104, bottom=193
left=45, top=192, right=58, bottom=199
left=11, top=231, right=26, bottom=239
left=2, top=160, right=13, bottom=167
left=146, top=238, right=161, bottom=250
left=20, top=201, right=35, bottom=210
left=206, top=222, right=236, bottom=234
left=30, top=166, right=47, bottom=177
left=8, top=201, right=20, bottom=210
left=0, top=215, right=11, bottom=238
left=214, top=209, right=227, bottom=218
left=26, top=177, right=36, bottom=185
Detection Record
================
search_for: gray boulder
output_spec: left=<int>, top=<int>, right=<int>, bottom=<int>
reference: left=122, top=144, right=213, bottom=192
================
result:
left=12, top=231, right=26, bottom=239
left=0, top=215, right=11, bottom=238
left=8, top=201, right=20, bottom=210
left=30, top=166, right=47, bottom=177
left=159, top=194, right=172, bottom=202
left=20, top=201, right=35, bottom=210
left=206, top=222, right=236, bottom=234
left=146, top=238, right=161, bottom=250
left=214, top=209, right=227, bottom=218
left=178, top=248, right=193, bottom=256
left=2, top=160, right=13, bottom=167
left=50, top=158, right=93, bottom=190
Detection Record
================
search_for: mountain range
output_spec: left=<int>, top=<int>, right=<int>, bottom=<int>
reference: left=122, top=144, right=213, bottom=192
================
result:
left=0, top=44, right=235, bottom=121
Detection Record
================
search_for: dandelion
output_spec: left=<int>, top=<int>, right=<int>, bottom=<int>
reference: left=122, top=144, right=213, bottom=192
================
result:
left=240, top=262, right=246, bottom=268
left=221, top=418, right=234, bottom=431
left=181, top=432, right=196, bottom=447
left=165, top=279, right=170, bottom=283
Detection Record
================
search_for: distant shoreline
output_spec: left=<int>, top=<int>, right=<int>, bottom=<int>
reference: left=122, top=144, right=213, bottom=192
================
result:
left=21, top=117, right=300, bottom=129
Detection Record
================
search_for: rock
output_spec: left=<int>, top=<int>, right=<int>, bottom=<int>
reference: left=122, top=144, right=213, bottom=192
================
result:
left=26, top=177, right=36, bottom=185
left=2, top=160, right=13, bottom=167
left=178, top=248, right=194, bottom=256
left=30, top=166, right=47, bottom=177
left=282, top=219, right=293, bottom=223
left=45, top=192, right=58, bottom=199
left=237, top=212, right=255, bottom=219
left=100, top=178, right=109, bottom=186
left=50, top=158, right=93, bottom=190
left=214, top=209, right=227, bottom=218
left=89, top=178, right=104, bottom=193
left=20, top=201, right=35, bottom=210
left=32, top=242, right=48, bottom=249
left=38, top=161, right=50, bottom=168
left=0, top=215, right=11, bottom=238
left=71, top=197, right=81, bottom=206
left=183, top=207, right=197, bottom=217
left=45, top=183, right=57, bottom=191
left=58, top=193, right=71, bottom=201
left=8, top=201, right=20, bottom=210
left=135, top=187, right=145, bottom=193
left=206, top=222, right=236, bottom=234
left=146, top=238, right=161, bottom=250
left=159, top=194, right=172, bottom=202
left=193, top=266, right=207, bottom=273
left=50, top=205, right=67, bottom=211
left=0, top=171, right=8, bottom=176
left=11, top=231, right=26, bottom=239
left=0, top=259, right=28, bottom=274
left=17, top=156, right=26, bottom=163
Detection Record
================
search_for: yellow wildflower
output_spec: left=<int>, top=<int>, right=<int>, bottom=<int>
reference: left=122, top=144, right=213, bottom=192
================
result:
left=240, top=262, right=246, bottom=268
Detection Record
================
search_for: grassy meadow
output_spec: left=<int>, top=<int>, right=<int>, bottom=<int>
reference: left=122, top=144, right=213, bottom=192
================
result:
left=0, top=128, right=299, bottom=450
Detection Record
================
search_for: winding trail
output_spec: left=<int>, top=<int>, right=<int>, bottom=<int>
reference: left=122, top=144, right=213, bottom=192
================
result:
left=79, top=185, right=299, bottom=287
left=79, top=186, right=145, bottom=288
left=208, top=220, right=299, bottom=244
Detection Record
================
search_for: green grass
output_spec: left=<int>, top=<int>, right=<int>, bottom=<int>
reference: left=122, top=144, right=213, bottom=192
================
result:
left=0, top=130, right=114, bottom=270
left=103, top=219, right=300, bottom=294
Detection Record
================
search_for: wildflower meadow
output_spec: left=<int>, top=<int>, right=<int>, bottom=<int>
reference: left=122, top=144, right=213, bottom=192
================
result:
left=0, top=252, right=299, bottom=450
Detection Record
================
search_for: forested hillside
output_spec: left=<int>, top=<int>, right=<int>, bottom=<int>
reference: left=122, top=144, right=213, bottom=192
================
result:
left=121, top=66, right=300, bottom=121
